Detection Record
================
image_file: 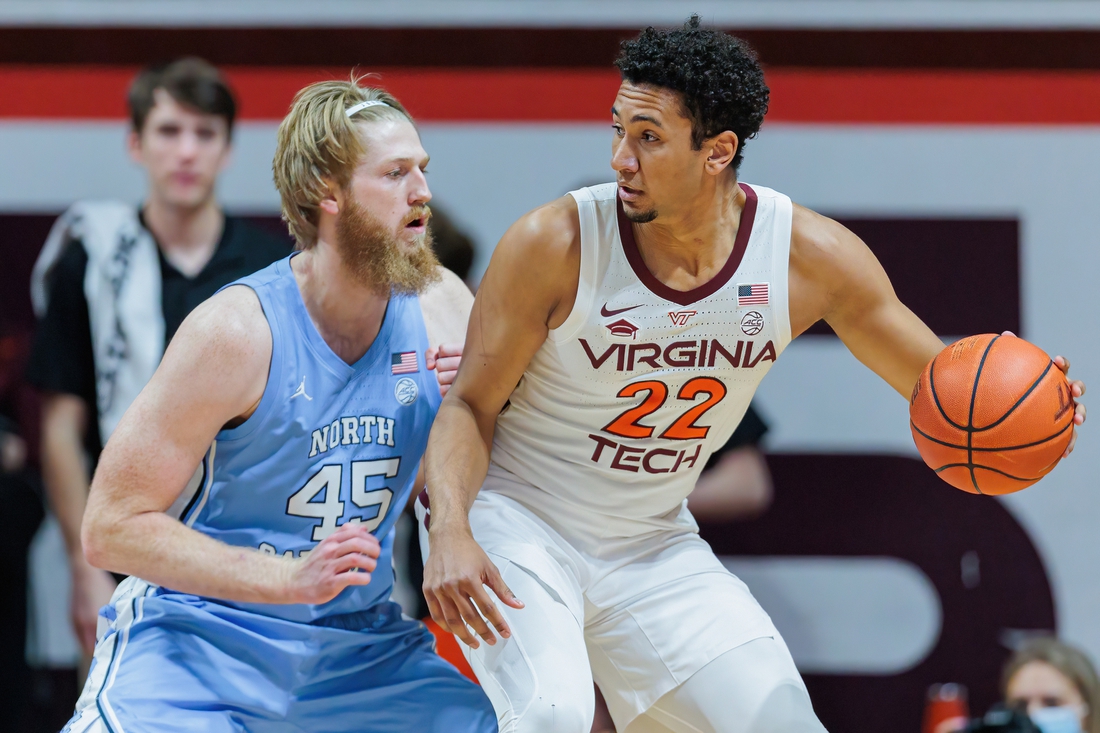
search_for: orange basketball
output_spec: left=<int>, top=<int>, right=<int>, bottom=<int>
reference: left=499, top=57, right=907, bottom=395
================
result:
left=909, top=334, right=1075, bottom=495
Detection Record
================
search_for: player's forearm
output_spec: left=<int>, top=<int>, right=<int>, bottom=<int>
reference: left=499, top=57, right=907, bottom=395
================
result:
left=82, top=507, right=294, bottom=604
left=424, top=395, right=491, bottom=531
left=831, top=302, right=944, bottom=398
left=41, top=402, right=93, bottom=563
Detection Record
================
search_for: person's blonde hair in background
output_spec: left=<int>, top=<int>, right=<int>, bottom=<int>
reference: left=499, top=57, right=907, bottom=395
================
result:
left=273, top=77, right=413, bottom=249
left=1003, top=636, right=1100, bottom=733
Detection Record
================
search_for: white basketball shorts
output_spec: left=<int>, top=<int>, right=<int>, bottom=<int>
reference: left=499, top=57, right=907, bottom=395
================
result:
left=418, top=468, right=782, bottom=731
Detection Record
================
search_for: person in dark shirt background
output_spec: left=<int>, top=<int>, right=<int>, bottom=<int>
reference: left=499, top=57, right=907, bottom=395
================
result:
left=688, top=404, right=773, bottom=520
left=26, top=58, right=290, bottom=660
left=428, top=206, right=477, bottom=290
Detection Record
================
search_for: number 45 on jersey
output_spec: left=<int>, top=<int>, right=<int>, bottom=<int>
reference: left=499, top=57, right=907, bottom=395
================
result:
left=287, top=458, right=401, bottom=540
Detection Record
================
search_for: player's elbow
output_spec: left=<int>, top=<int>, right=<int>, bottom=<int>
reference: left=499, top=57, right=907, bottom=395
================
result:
left=80, top=492, right=124, bottom=571
left=80, top=506, right=111, bottom=567
left=80, top=512, right=110, bottom=569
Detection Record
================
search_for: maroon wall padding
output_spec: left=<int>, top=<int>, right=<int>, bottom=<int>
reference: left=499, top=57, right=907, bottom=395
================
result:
left=699, top=454, right=1055, bottom=732
left=0, top=215, right=53, bottom=332
left=805, top=218, right=1020, bottom=337
left=5, top=28, right=1100, bottom=69
left=2, top=214, right=1019, bottom=337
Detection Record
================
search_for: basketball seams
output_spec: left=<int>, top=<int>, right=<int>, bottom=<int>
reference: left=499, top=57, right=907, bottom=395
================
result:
left=970, top=419, right=1074, bottom=451
left=912, top=334, right=1068, bottom=496
left=915, top=411, right=1073, bottom=453
left=910, top=421, right=967, bottom=450
left=928, top=357, right=969, bottom=431
left=933, top=462, right=1044, bottom=483
left=972, top=360, right=1055, bottom=432
left=965, top=335, right=1000, bottom=494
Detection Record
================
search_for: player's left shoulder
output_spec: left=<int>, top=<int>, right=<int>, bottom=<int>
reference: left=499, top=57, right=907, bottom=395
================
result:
left=791, top=203, right=849, bottom=258
left=786, top=202, right=890, bottom=334
left=418, top=266, right=474, bottom=346
left=789, top=202, right=868, bottom=276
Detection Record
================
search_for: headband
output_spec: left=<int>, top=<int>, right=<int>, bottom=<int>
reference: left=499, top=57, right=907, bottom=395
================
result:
left=345, top=100, right=390, bottom=117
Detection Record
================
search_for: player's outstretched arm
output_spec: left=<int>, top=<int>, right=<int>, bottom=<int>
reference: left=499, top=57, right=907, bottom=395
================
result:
left=789, top=205, right=1084, bottom=450
left=422, top=196, right=581, bottom=649
left=81, top=286, right=381, bottom=605
left=789, top=205, right=946, bottom=397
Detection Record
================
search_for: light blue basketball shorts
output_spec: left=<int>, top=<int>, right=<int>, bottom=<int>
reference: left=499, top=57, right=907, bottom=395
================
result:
left=64, top=577, right=496, bottom=733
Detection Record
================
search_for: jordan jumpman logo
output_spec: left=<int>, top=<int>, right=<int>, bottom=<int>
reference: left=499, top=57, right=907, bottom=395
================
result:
left=291, top=376, right=312, bottom=401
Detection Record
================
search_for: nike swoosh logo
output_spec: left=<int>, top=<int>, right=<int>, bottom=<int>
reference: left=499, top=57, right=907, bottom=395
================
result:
left=601, top=303, right=642, bottom=317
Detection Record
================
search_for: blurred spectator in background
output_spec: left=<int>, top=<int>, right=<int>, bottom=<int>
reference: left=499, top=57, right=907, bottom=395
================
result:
left=429, top=205, right=477, bottom=285
left=687, top=404, right=772, bottom=520
left=1003, top=637, right=1100, bottom=733
left=25, top=57, right=289, bottom=664
left=0, top=315, right=45, bottom=731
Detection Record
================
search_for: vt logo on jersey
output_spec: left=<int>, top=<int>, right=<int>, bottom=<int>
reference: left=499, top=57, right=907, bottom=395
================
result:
left=668, top=310, right=697, bottom=326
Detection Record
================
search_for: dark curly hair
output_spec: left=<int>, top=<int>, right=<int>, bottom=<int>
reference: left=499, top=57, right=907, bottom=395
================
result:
left=129, top=57, right=236, bottom=135
left=615, top=15, right=769, bottom=171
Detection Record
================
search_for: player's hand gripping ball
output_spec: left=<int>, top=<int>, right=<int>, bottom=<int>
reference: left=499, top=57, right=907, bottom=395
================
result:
left=910, top=333, right=1076, bottom=495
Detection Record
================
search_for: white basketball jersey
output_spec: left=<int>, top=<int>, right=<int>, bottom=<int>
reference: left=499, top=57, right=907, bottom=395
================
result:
left=489, top=182, right=793, bottom=538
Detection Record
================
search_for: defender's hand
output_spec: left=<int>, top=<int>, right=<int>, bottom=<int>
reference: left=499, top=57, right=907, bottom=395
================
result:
left=426, top=343, right=463, bottom=397
left=423, top=522, right=524, bottom=649
left=284, top=522, right=380, bottom=605
left=1054, top=354, right=1086, bottom=456
left=70, top=561, right=118, bottom=655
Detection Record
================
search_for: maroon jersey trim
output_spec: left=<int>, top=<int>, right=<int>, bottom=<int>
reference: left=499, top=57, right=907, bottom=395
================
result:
left=617, top=182, right=759, bottom=307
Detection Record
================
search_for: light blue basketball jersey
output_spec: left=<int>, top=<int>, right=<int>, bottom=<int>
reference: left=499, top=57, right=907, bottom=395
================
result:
left=169, top=255, right=441, bottom=622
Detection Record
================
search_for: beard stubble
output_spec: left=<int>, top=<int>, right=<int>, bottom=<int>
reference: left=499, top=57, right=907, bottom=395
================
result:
left=335, top=198, right=441, bottom=296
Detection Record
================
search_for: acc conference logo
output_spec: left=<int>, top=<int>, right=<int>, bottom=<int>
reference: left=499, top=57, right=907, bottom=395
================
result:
left=740, top=311, right=765, bottom=336
left=394, top=377, right=418, bottom=405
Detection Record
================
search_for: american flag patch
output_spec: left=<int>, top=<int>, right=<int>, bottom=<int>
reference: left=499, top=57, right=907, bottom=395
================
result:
left=737, top=283, right=769, bottom=306
left=391, top=351, right=418, bottom=374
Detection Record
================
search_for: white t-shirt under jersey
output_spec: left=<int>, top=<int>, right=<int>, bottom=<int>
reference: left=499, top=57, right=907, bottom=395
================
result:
left=488, top=182, right=793, bottom=539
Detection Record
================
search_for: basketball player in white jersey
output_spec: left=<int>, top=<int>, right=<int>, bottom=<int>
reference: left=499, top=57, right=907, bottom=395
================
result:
left=419, top=18, right=1087, bottom=733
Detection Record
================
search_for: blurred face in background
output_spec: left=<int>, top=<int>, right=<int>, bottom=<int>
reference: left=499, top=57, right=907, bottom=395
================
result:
left=128, top=89, right=231, bottom=211
left=1006, top=660, right=1089, bottom=730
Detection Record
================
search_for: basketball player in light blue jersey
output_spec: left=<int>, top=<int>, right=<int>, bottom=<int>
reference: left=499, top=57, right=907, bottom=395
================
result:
left=63, top=80, right=496, bottom=732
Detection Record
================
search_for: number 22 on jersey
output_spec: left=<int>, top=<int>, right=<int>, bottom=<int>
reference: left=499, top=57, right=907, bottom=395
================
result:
left=603, top=377, right=728, bottom=440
